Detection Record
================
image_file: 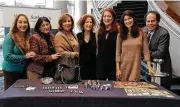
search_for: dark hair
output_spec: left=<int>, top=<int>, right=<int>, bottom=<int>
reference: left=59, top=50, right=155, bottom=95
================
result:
left=98, top=8, right=119, bottom=34
left=78, top=14, right=96, bottom=31
left=144, top=11, right=160, bottom=23
left=58, top=13, right=74, bottom=33
left=11, top=14, right=30, bottom=35
left=120, top=10, right=139, bottom=40
left=34, top=17, right=52, bottom=34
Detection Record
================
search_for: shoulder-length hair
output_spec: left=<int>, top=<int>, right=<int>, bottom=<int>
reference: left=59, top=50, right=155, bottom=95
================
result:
left=58, top=13, right=74, bottom=33
left=34, top=17, right=52, bottom=34
left=120, top=10, right=139, bottom=40
left=78, top=14, right=96, bottom=32
left=10, top=14, right=30, bottom=35
left=98, top=8, right=119, bottom=35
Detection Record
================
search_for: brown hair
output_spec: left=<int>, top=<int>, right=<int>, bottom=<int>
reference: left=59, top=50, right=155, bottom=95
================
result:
left=58, top=13, right=74, bottom=33
left=120, top=10, right=139, bottom=40
left=10, top=14, right=30, bottom=35
left=78, top=14, right=96, bottom=31
left=144, top=11, right=160, bottom=23
left=98, top=8, right=120, bottom=34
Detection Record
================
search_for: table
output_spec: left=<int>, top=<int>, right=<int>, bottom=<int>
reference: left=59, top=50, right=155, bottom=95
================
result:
left=0, top=79, right=180, bottom=107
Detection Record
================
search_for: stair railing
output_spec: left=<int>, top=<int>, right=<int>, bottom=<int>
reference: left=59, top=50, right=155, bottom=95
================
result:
left=92, top=0, right=122, bottom=26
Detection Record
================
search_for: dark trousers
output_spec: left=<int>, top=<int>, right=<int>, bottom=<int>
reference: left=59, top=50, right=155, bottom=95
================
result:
left=3, top=70, right=27, bottom=90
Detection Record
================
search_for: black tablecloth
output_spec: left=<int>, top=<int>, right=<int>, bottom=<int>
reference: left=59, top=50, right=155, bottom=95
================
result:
left=0, top=79, right=180, bottom=107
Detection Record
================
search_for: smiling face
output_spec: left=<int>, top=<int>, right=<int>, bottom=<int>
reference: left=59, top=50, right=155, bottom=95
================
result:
left=62, top=16, right=72, bottom=31
left=17, top=16, right=28, bottom=33
left=39, top=21, right=51, bottom=34
left=146, top=13, right=158, bottom=31
left=83, top=17, right=93, bottom=32
left=103, top=11, right=113, bottom=27
left=124, top=15, right=134, bottom=29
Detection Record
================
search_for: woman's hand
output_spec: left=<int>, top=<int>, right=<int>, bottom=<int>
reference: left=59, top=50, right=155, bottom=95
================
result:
left=26, top=51, right=36, bottom=59
left=147, top=61, right=155, bottom=75
left=147, top=64, right=155, bottom=75
left=72, top=52, right=79, bottom=57
left=116, top=69, right=122, bottom=81
left=51, top=53, right=61, bottom=60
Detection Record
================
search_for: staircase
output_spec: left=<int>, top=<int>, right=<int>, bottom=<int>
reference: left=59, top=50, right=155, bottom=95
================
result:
left=113, top=1, right=148, bottom=28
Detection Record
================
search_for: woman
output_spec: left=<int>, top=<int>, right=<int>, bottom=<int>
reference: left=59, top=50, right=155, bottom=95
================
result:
left=27, top=17, right=60, bottom=79
left=54, top=13, right=79, bottom=57
left=96, top=8, right=120, bottom=80
left=77, top=14, right=96, bottom=81
left=116, top=10, right=153, bottom=81
left=2, top=14, right=35, bottom=90
left=54, top=13, right=79, bottom=83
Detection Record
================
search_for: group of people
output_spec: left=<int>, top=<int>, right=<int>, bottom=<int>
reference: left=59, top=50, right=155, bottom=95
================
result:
left=2, top=8, right=172, bottom=90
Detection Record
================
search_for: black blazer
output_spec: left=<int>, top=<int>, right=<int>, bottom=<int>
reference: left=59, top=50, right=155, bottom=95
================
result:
left=144, top=25, right=172, bottom=75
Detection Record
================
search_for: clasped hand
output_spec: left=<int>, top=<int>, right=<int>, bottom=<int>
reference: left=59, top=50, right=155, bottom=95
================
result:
left=26, top=51, right=36, bottom=59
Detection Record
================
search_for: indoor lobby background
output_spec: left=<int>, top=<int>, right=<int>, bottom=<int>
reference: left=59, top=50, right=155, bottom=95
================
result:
left=0, top=0, right=180, bottom=94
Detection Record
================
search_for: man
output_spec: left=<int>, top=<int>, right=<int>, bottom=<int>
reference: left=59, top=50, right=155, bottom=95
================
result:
left=144, top=11, right=172, bottom=90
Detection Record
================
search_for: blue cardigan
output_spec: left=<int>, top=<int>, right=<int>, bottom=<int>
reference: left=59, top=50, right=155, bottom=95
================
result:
left=2, top=33, right=26, bottom=72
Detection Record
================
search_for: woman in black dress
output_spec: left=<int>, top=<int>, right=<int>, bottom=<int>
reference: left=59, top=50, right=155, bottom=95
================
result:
left=77, top=14, right=96, bottom=81
left=96, top=8, right=120, bottom=80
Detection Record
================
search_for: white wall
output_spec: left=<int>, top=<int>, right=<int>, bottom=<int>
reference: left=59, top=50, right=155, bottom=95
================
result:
left=2, top=6, right=61, bottom=29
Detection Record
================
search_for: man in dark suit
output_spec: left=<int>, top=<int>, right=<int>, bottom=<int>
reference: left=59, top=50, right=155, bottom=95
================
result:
left=144, top=11, right=172, bottom=90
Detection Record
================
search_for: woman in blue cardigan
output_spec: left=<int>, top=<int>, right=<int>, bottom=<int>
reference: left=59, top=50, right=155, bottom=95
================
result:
left=2, top=14, right=35, bottom=90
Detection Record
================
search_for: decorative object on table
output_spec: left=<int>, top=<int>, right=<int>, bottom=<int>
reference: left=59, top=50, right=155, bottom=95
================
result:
left=67, top=85, right=78, bottom=89
left=54, top=56, right=81, bottom=84
left=41, top=77, right=53, bottom=85
left=70, top=90, right=84, bottom=94
left=13, top=85, right=26, bottom=88
left=84, top=80, right=112, bottom=91
left=42, top=86, right=83, bottom=94
left=114, top=81, right=157, bottom=88
left=14, top=84, right=36, bottom=89
left=42, top=86, right=62, bottom=90
left=48, top=89, right=65, bottom=93
left=84, top=81, right=88, bottom=88
left=124, top=87, right=174, bottom=98
left=26, top=86, right=36, bottom=91
left=43, top=86, right=65, bottom=93
left=79, top=90, right=83, bottom=94
left=103, top=84, right=112, bottom=90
